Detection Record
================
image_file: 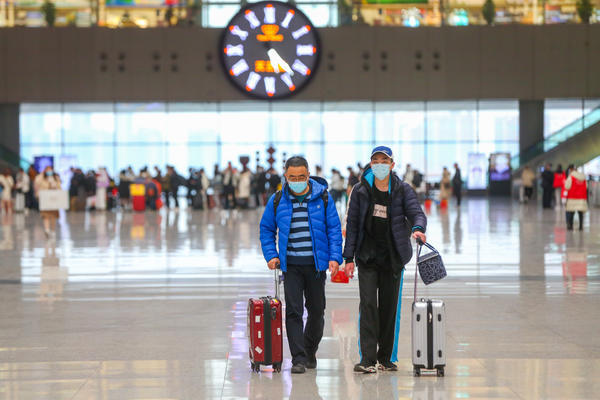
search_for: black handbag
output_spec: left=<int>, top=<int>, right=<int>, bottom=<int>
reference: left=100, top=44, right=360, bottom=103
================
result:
left=416, top=240, right=447, bottom=285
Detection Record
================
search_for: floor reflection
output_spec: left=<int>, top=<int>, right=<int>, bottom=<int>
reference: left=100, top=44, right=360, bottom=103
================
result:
left=0, top=198, right=598, bottom=399
left=38, top=240, right=68, bottom=307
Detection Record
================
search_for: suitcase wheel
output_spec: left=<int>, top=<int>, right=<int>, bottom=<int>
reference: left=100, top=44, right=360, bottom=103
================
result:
left=251, top=362, right=260, bottom=373
left=436, top=367, right=445, bottom=377
left=413, top=367, right=421, bottom=377
left=273, top=362, right=282, bottom=373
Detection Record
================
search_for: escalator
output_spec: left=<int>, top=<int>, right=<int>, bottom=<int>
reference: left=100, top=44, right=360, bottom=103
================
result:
left=511, top=106, right=600, bottom=174
left=0, top=143, right=31, bottom=170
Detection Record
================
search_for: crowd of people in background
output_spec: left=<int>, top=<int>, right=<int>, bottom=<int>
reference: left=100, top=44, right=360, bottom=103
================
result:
left=0, top=158, right=595, bottom=233
left=0, top=162, right=465, bottom=215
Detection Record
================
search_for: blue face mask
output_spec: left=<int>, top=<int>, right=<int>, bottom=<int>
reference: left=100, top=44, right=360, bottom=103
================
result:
left=45, top=171, right=53, bottom=177
left=372, top=163, right=391, bottom=181
left=288, top=180, right=308, bottom=194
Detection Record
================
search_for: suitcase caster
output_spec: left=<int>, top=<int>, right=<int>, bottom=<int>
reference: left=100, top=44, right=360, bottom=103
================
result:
left=273, top=363, right=282, bottom=373
left=436, top=367, right=445, bottom=377
left=251, top=362, right=260, bottom=373
left=413, top=367, right=421, bottom=377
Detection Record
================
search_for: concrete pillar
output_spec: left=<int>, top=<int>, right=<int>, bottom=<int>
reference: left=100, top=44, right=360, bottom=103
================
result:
left=0, top=103, right=20, bottom=156
left=518, top=100, right=544, bottom=161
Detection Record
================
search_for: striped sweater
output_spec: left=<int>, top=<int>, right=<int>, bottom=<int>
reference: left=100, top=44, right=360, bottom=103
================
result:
left=286, top=193, right=314, bottom=266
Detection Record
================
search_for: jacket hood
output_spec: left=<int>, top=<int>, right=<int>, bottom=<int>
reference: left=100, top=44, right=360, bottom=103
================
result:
left=570, top=170, right=586, bottom=181
left=284, top=176, right=328, bottom=198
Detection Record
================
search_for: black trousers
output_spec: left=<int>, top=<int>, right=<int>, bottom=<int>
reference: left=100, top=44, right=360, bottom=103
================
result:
left=283, top=265, right=326, bottom=365
left=542, top=188, right=553, bottom=208
left=358, top=265, right=403, bottom=365
left=165, top=190, right=179, bottom=208
left=566, top=211, right=584, bottom=229
left=223, top=186, right=236, bottom=209
left=453, top=186, right=462, bottom=206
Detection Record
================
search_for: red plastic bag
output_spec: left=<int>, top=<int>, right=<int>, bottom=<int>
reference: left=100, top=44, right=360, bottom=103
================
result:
left=331, top=269, right=349, bottom=284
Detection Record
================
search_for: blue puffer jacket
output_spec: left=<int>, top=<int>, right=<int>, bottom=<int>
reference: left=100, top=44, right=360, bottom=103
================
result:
left=260, top=177, right=343, bottom=272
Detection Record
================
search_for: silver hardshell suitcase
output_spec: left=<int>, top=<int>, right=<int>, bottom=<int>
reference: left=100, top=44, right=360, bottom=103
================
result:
left=412, top=244, right=446, bottom=377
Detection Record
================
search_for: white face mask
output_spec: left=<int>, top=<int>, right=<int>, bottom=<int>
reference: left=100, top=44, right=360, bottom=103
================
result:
left=372, top=164, right=390, bottom=180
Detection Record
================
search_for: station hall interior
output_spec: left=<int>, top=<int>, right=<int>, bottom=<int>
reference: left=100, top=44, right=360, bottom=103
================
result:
left=1, top=1, right=600, bottom=399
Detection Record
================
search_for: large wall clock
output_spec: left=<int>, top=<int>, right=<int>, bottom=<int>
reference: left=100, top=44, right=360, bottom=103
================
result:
left=220, top=1, right=321, bottom=99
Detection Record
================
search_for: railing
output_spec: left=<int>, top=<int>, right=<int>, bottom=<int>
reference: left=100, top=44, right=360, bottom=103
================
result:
left=0, top=144, right=31, bottom=170
left=511, top=106, right=600, bottom=170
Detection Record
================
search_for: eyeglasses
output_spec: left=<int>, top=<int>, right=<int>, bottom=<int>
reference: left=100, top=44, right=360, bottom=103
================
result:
left=287, top=175, right=308, bottom=182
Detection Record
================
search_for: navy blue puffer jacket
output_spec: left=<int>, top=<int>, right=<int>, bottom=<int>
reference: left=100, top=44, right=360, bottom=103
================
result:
left=260, top=177, right=343, bottom=272
left=343, top=166, right=427, bottom=275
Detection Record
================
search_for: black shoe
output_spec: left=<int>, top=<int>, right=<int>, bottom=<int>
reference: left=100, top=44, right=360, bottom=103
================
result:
left=378, top=361, right=398, bottom=371
left=291, top=363, right=306, bottom=374
left=306, top=354, right=317, bottom=369
left=353, top=363, right=377, bottom=374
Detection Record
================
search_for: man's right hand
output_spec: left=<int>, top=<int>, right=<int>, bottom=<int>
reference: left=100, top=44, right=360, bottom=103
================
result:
left=268, top=258, right=280, bottom=270
left=345, top=262, right=355, bottom=279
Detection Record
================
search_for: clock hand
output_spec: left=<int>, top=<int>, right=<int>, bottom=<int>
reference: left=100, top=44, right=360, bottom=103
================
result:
left=267, top=48, right=294, bottom=76
left=267, top=48, right=281, bottom=73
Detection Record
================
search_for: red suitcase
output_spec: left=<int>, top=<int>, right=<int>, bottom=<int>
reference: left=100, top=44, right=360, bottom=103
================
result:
left=248, top=269, right=283, bottom=373
left=132, top=195, right=146, bottom=212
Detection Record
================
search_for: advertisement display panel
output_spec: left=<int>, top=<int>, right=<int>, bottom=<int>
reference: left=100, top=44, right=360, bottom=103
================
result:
left=34, top=156, right=54, bottom=173
left=489, top=153, right=511, bottom=182
left=467, top=152, right=487, bottom=190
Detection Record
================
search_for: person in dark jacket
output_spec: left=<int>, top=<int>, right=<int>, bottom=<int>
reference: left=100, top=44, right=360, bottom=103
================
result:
left=541, top=163, right=554, bottom=209
left=260, top=156, right=343, bottom=374
left=254, top=166, right=268, bottom=206
left=266, top=167, right=281, bottom=198
left=452, top=163, right=463, bottom=206
left=343, top=146, right=427, bottom=374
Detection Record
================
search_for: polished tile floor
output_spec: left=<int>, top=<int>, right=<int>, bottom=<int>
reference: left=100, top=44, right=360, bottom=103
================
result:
left=0, top=198, right=599, bottom=399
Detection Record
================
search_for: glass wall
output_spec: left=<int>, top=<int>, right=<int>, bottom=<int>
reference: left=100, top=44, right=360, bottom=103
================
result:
left=2, top=0, right=597, bottom=28
left=0, top=0, right=338, bottom=28
left=357, top=0, right=597, bottom=27
left=203, top=0, right=338, bottom=28
left=21, top=100, right=520, bottom=181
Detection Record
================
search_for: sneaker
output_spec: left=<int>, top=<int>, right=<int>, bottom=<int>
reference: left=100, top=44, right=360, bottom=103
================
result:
left=291, top=363, right=306, bottom=374
left=306, top=354, right=317, bottom=369
left=353, top=363, right=377, bottom=374
left=378, top=361, right=398, bottom=371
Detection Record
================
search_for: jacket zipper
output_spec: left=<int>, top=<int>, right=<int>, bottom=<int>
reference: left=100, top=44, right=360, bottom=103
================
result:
left=283, top=196, right=292, bottom=272
left=305, top=198, right=320, bottom=272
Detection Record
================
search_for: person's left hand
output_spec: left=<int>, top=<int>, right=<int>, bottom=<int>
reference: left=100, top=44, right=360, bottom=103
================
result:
left=329, top=261, right=340, bottom=276
left=412, top=231, right=427, bottom=244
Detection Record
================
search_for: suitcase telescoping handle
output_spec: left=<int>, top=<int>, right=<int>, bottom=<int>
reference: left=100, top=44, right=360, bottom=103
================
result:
left=414, top=238, right=424, bottom=303
left=274, top=261, right=282, bottom=299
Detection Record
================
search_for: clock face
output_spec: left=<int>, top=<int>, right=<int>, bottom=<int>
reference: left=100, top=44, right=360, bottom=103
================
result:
left=220, top=1, right=320, bottom=100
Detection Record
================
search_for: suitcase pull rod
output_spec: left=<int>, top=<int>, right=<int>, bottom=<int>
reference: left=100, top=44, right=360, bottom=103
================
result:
left=274, top=263, right=282, bottom=299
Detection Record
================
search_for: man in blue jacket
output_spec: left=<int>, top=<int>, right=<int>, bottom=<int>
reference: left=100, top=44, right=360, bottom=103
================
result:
left=260, top=156, right=343, bottom=374
left=343, top=146, right=427, bottom=373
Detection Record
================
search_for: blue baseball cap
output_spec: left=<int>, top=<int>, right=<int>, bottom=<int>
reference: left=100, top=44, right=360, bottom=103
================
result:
left=371, top=146, right=393, bottom=160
